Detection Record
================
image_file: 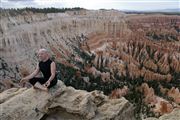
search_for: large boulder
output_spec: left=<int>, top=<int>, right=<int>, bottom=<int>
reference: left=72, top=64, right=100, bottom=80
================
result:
left=0, top=80, right=135, bottom=120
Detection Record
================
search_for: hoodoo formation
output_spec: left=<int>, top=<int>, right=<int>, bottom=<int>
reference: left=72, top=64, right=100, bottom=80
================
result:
left=0, top=9, right=180, bottom=120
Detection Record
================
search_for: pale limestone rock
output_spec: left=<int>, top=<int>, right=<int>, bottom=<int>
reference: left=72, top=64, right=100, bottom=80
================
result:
left=0, top=80, right=135, bottom=120
left=0, top=87, right=27, bottom=104
left=93, top=98, right=134, bottom=120
left=144, top=108, right=180, bottom=120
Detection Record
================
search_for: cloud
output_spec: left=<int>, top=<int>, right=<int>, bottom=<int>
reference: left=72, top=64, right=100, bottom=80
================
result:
left=33, top=0, right=64, bottom=8
left=7, top=0, right=31, bottom=1
left=0, top=0, right=179, bottom=10
left=1, top=0, right=36, bottom=8
left=59, top=0, right=179, bottom=10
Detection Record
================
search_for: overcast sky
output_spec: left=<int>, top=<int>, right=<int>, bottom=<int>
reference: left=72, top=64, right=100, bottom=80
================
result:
left=1, top=0, right=179, bottom=11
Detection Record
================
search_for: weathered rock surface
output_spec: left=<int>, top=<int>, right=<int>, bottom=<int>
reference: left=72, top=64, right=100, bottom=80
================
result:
left=144, top=108, right=180, bottom=120
left=0, top=80, right=135, bottom=120
left=138, top=83, right=179, bottom=116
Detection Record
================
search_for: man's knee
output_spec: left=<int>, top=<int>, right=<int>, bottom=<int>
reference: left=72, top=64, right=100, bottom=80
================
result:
left=48, top=79, right=57, bottom=88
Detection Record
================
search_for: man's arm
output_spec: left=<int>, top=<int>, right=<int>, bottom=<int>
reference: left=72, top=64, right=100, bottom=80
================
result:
left=44, top=62, right=56, bottom=87
left=20, top=63, right=40, bottom=83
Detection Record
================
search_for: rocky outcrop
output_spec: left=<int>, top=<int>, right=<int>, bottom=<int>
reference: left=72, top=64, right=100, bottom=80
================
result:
left=109, top=86, right=129, bottom=99
left=167, top=87, right=180, bottom=104
left=81, top=14, right=180, bottom=83
left=0, top=80, right=135, bottom=120
left=138, top=83, right=179, bottom=116
left=144, top=108, right=180, bottom=120
left=85, top=36, right=180, bottom=82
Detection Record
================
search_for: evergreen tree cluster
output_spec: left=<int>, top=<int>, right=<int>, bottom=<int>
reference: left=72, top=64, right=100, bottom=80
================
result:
left=0, top=7, right=84, bottom=16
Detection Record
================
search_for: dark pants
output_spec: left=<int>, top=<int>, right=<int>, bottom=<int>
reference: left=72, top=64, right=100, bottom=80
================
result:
left=29, top=77, right=57, bottom=88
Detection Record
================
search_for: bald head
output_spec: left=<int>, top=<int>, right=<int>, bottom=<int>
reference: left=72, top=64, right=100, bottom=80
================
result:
left=37, top=48, right=50, bottom=62
left=38, top=48, right=48, bottom=54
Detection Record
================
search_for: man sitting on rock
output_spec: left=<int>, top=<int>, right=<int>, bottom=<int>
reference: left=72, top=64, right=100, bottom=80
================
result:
left=20, top=48, right=57, bottom=91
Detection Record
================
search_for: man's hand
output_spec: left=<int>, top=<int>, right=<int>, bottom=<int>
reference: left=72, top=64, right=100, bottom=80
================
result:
left=44, top=80, right=51, bottom=87
left=20, top=78, right=27, bottom=84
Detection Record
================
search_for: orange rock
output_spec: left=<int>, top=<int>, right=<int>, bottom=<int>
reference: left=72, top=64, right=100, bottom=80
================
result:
left=109, top=86, right=129, bottom=99
left=168, top=87, right=180, bottom=104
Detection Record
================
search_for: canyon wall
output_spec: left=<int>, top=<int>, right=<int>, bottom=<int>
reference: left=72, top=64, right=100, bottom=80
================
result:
left=0, top=9, right=180, bottom=119
left=0, top=10, right=126, bottom=80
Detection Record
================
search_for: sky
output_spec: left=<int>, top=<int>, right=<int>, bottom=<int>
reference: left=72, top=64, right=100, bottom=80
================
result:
left=0, top=0, right=180, bottom=11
